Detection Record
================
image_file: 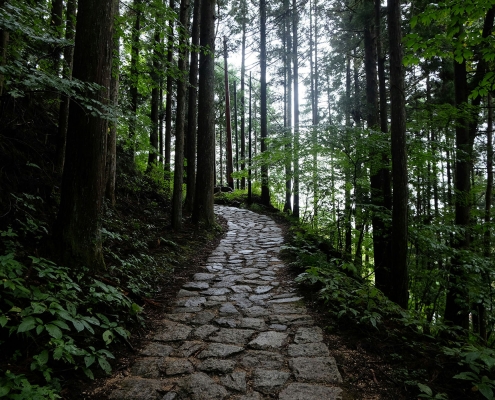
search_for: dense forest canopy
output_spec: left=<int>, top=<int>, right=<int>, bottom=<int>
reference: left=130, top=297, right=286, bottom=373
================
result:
left=1, top=0, right=495, bottom=398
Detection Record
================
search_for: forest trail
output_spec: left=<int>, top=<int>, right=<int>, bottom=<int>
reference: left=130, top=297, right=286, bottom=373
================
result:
left=106, top=205, right=343, bottom=399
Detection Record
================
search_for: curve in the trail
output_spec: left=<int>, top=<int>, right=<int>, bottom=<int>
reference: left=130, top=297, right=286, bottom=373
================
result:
left=108, top=205, right=343, bottom=400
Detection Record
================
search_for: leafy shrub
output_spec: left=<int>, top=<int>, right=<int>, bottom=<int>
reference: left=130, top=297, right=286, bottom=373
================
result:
left=0, top=229, right=142, bottom=398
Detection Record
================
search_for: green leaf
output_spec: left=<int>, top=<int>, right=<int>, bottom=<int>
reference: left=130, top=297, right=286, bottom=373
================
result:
left=83, top=367, right=94, bottom=380
left=418, top=383, right=433, bottom=396
left=0, top=315, right=8, bottom=327
left=17, top=316, right=36, bottom=333
left=0, top=386, right=10, bottom=396
left=51, top=319, right=70, bottom=330
left=454, top=371, right=479, bottom=381
left=53, top=346, right=63, bottom=360
left=98, top=357, right=112, bottom=374
left=84, top=354, right=95, bottom=368
left=37, top=350, right=49, bottom=365
left=45, top=323, right=63, bottom=339
left=72, top=319, right=85, bottom=332
left=478, top=383, right=494, bottom=400
left=114, top=326, right=129, bottom=339
left=36, top=324, right=44, bottom=335
left=102, top=330, right=114, bottom=345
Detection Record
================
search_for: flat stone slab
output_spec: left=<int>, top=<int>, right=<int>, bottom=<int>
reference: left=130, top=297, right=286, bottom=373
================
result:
left=254, top=286, right=273, bottom=294
left=248, top=331, right=288, bottom=351
left=294, top=326, right=324, bottom=343
left=279, top=383, right=343, bottom=400
left=139, top=342, right=173, bottom=357
left=183, top=281, right=209, bottom=290
left=240, top=350, right=285, bottom=369
left=290, top=357, right=343, bottom=383
left=202, top=288, right=232, bottom=296
left=271, top=304, right=307, bottom=314
left=239, top=317, right=266, bottom=330
left=215, top=317, right=239, bottom=328
left=231, top=285, right=253, bottom=293
left=131, top=357, right=162, bottom=378
left=154, top=320, right=192, bottom=342
left=176, top=296, right=206, bottom=308
left=197, top=358, right=236, bottom=373
left=252, top=369, right=290, bottom=394
left=268, top=297, right=303, bottom=303
left=177, top=289, right=198, bottom=297
left=194, top=273, right=216, bottom=281
left=108, top=377, right=167, bottom=400
left=170, top=341, right=204, bottom=357
left=162, top=357, right=194, bottom=376
left=242, top=306, right=270, bottom=317
left=191, top=311, right=216, bottom=325
left=219, top=303, right=240, bottom=315
left=220, top=372, right=247, bottom=393
left=209, top=328, right=255, bottom=344
left=249, top=294, right=272, bottom=302
left=177, top=372, right=228, bottom=400
left=287, top=342, right=330, bottom=357
left=197, top=343, right=244, bottom=358
left=192, top=324, right=218, bottom=339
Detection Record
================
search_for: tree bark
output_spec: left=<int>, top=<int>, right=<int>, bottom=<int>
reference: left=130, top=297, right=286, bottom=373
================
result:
left=148, top=28, right=161, bottom=169
left=50, top=0, right=64, bottom=73
left=283, top=0, right=292, bottom=213
left=260, top=0, right=270, bottom=206
left=105, top=0, right=120, bottom=207
left=129, top=0, right=142, bottom=165
left=240, top=0, right=247, bottom=190
left=56, top=0, right=77, bottom=173
left=54, top=0, right=115, bottom=270
left=387, top=0, right=409, bottom=308
left=223, top=37, right=234, bottom=189
left=172, top=0, right=190, bottom=229
left=292, top=0, right=300, bottom=218
left=184, top=0, right=201, bottom=212
left=164, top=0, right=175, bottom=180
left=192, top=0, right=216, bottom=226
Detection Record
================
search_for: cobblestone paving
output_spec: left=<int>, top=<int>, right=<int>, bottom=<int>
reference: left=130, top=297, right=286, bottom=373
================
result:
left=108, top=205, right=343, bottom=400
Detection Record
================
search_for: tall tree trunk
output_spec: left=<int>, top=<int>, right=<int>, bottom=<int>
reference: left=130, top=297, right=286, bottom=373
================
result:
left=0, top=0, right=9, bottom=97
left=248, top=71, right=253, bottom=202
left=260, top=0, right=270, bottom=206
left=240, top=0, right=247, bottom=190
left=56, top=0, right=77, bottom=173
left=309, top=0, right=318, bottom=224
left=148, top=28, right=161, bottom=169
left=387, top=0, right=408, bottom=308
left=54, top=0, right=115, bottom=270
left=192, top=0, right=216, bottom=225
left=234, top=81, right=239, bottom=189
left=129, top=0, right=142, bottom=164
left=292, top=0, right=300, bottom=218
left=50, top=0, right=64, bottom=73
left=367, top=1, right=390, bottom=292
left=105, top=0, right=120, bottom=207
left=164, top=0, right=175, bottom=181
left=172, top=0, right=190, bottom=229
left=185, top=0, right=201, bottom=212
left=283, top=0, right=292, bottom=213
left=223, top=37, right=234, bottom=189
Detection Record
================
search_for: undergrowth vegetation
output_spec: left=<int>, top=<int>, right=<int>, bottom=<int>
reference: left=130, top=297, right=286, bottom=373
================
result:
left=0, top=163, right=220, bottom=398
left=284, top=228, right=495, bottom=400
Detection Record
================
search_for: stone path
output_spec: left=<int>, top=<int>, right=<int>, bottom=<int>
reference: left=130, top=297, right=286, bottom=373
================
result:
left=108, top=205, right=343, bottom=400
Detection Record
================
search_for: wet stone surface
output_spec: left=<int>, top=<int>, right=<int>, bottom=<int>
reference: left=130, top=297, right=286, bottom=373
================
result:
left=107, top=205, right=343, bottom=399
